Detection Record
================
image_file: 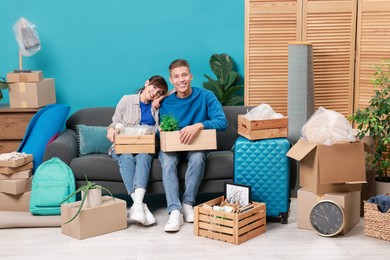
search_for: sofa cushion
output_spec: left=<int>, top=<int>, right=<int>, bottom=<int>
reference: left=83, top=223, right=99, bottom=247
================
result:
left=76, top=124, right=112, bottom=156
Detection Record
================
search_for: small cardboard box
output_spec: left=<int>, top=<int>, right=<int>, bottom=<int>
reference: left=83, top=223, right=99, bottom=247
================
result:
left=238, top=115, right=288, bottom=140
left=0, top=162, right=33, bottom=174
left=0, top=177, right=32, bottom=194
left=0, top=191, right=30, bottom=211
left=297, top=189, right=361, bottom=235
left=7, top=71, right=43, bottom=83
left=194, top=196, right=266, bottom=245
left=286, top=140, right=366, bottom=194
left=114, top=134, right=155, bottom=154
left=0, top=169, right=32, bottom=180
left=9, top=78, right=56, bottom=108
left=0, top=154, right=33, bottom=168
left=61, top=196, right=127, bottom=240
left=160, top=129, right=217, bottom=152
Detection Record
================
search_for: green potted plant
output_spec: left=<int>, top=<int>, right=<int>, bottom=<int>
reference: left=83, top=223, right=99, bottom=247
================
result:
left=350, top=60, right=390, bottom=185
left=203, top=53, right=244, bottom=106
left=160, top=113, right=179, bottom=132
left=61, top=175, right=114, bottom=224
left=0, top=77, right=9, bottom=101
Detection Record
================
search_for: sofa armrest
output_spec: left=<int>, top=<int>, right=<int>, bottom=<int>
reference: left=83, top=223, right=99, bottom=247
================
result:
left=43, top=129, right=78, bottom=165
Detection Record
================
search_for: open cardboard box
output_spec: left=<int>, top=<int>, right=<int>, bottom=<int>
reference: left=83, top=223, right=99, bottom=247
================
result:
left=287, top=140, right=366, bottom=194
left=160, top=129, right=217, bottom=152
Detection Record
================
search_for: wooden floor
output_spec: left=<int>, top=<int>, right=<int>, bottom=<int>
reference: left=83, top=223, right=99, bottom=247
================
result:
left=1, top=194, right=389, bottom=260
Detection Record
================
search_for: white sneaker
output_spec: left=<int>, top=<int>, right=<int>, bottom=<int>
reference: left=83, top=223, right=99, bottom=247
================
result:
left=128, top=203, right=145, bottom=224
left=142, top=203, right=156, bottom=226
left=182, top=203, right=194, bottom=223
left=164, top=210, right=183, bottom=232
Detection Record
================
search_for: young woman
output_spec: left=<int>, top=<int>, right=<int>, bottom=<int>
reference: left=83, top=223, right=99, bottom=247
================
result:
left=107, top=75, right=168, bottom=226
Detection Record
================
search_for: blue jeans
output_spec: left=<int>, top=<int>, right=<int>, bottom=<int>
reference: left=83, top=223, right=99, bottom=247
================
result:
left=111, top=152, right=153, bottom=194
left=158, top=151, right=207, bottom=213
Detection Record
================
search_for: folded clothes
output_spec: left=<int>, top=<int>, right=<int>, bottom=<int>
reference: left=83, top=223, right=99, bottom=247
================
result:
left=368, top=194, right=390, bottom=213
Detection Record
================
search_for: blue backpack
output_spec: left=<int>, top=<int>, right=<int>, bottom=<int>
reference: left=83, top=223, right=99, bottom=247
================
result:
left=30, top=157, right=76, bottom=215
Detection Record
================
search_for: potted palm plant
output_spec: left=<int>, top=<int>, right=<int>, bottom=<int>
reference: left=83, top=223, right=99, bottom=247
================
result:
left=61, top=175, right=114, bottom=224
left=350, top=60, right=390, bottom=193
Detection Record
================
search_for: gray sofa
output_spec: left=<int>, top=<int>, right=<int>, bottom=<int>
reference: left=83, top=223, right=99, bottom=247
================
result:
left=43, top=106, right=252, bottom=195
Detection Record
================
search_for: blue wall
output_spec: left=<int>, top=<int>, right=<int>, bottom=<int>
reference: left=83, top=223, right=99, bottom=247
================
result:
left=0, top=0, right=244, bottom=114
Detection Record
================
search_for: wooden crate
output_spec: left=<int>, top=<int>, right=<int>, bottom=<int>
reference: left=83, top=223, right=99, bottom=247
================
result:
left=0, top=154, right=33, bottom=167
left=238, top=115, right=288, bottom=140
left=194, top=196, right=266, bottom=245
left=160, top=129, right=217, bottom=152
left=114, top=134, right=155, bottom=154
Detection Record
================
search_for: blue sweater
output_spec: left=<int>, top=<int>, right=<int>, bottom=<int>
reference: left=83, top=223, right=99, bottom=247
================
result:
left=160, top=87, right=228, bottom=131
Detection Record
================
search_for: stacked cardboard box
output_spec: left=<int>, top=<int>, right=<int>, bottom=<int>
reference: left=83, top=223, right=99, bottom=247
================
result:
left=287, top=140, right=366, bottom=235
left=0, top=153, right=33, bottom=211
left=7, top=71, right=56, bottom=108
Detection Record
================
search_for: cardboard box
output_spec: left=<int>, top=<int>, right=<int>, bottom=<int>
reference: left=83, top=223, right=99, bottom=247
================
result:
left=286, top=140, right=366, bottom=194
left=194, top=196, right=266, bottom=245
left=61, top=196, right=127, bottom=240
left=9, top=78, right=56, bottom=108
left=238, top=115, right=288, bottom=140
left=0, top=162, right=33, bottom=174
left=0, top=177, right=32, bottom=194
left=0, top=169, right=32, bottom=180
left=160, top=129, right=217, bottom=152
left=0, top=154, right=33, bottom=167
left=0, top=191, right=30, bottom=211
left=114, top=134, right=155, bottom=154
left=7, top=71, right=43, bottom=83
left=297, top=189, right=361, bottom=235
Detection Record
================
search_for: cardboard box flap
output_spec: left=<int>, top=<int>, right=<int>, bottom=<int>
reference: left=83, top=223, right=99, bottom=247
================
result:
left=318, top=142, right=366, bottom=184
left=286, top=139, right=317, bottom=161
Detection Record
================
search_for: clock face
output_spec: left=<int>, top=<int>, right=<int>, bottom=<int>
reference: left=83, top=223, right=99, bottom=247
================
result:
left=310, top=200, right=345, bottom=237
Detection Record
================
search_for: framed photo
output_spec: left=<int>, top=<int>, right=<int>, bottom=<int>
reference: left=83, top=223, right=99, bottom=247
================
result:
left=224, top=182, right=252, bottom=207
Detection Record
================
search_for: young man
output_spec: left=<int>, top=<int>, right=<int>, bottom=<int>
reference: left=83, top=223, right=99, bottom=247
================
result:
left=158, top=59, right=228, bottom=232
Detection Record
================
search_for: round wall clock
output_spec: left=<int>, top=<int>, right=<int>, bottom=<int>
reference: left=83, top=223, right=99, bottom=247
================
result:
left=310, top=200, right=345, bottom=237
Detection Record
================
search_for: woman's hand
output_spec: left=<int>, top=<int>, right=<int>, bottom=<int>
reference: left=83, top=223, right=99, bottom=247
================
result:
left=106, top=127, right=117, bottom=142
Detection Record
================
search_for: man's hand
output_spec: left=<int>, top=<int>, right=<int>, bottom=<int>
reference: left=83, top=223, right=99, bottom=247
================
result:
left=179, top=123, right=204, bottom=144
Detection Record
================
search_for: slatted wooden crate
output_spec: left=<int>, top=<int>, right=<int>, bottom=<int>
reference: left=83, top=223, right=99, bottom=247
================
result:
left=238, top=115, right=288, bottom=140
left=114, top=134, right=155, bottom=154
left=160, top=129, right=216, bottom=152
left=194, top=196, right=266, bottom=245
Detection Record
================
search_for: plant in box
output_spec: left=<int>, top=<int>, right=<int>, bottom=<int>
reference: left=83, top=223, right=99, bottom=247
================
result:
left=160, top=113, right=179, bottom=132
left=350, top=60, right=390, bottom=182
left=61, top=175, right=114, bottom=224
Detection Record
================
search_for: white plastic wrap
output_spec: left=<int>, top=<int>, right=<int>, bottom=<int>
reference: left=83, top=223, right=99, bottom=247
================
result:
left=301, top=107, right=355, bottom=145
left=116, top=124, right=156, bottom=136
left=13, top=17, right=41, bottom=57
left=244, top=104, right=284, bottom=120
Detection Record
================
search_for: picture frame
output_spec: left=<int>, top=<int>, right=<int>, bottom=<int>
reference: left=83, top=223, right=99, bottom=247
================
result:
left=224, top=182, right=252, bottom=207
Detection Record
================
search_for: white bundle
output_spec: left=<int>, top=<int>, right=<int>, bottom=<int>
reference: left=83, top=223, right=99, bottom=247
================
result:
left=117, top=124, right=156, bottom=136
left=244, top=104, right=284, bottom=120
left=301, top=107, right=355, bottom=145
left=0, top=152, right=29, bottom=161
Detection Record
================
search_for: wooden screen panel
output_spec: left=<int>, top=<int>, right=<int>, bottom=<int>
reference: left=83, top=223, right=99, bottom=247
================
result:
left=302, top=0, right=357, bottom=117
left=245, top=0, right=300, bottom=115
left=355, top=0, right=390, bottom=111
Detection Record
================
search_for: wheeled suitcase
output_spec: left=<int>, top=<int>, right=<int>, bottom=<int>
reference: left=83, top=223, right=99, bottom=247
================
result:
left=234, top=136, right=291, bottom=224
